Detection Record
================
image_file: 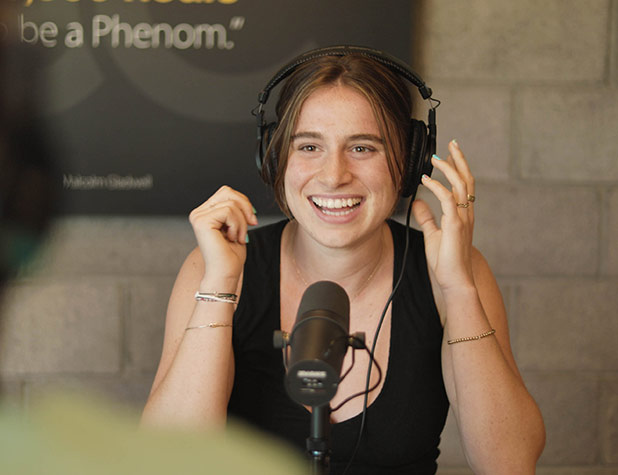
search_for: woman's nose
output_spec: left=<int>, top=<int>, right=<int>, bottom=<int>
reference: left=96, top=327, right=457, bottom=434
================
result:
left=317, top=150, right=352, bottom=188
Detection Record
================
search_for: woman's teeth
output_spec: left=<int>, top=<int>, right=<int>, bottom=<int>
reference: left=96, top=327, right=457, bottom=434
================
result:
left=311, top=197, right=361, bottom=216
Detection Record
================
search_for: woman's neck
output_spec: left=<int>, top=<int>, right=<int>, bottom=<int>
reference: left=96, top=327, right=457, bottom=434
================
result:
left=284, top=220, right=390, bottom=300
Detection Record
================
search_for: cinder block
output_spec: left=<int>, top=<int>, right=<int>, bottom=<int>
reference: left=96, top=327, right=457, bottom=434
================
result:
left=426, top=84, right=511, bottom=181
left=512, top=280, right=618, bottom=371
left=600, top=377, right=618, bottom=464
left=418, top=0, right=609, bottom=82
left=0, top=280, right=122, bottom=374
left=518, top=88, right=618, bottom=182
left=524, top=372, right=599, bottom=465
left=33, top=217, right=195, bottom=277
left=125, top=277, right=176, bottom=373
left=607, top=189, right=618, bottom=275
left=610, top=0, right=618, bottom=84
left=471, top=184, right=598, bottom=276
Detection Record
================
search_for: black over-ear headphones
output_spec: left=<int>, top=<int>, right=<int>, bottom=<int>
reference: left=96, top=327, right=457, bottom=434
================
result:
left=253, top=45, right=439, bottom=199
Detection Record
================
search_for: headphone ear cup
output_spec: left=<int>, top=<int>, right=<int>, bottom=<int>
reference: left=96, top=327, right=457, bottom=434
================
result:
left=401, top=119, right=429, bottom=198
left=257, top=122, right=278, bottom=186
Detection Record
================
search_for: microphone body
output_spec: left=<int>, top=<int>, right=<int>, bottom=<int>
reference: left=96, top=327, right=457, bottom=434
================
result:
left=285, top=281, right=350, bottom=407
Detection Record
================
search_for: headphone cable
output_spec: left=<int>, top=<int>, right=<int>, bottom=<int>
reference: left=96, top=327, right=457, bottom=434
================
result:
left=341, top=198, right=414, bottom=474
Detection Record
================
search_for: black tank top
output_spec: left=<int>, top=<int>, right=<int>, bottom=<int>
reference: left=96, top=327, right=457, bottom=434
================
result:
left=228, top=220, right=449, bottom=474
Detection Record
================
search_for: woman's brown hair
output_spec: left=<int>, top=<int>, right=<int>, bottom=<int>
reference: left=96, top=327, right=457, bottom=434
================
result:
left=261, top=54, right=413, bottom=215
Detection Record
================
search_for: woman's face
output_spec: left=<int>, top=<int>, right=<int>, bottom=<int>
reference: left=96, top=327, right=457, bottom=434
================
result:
left=284, top=85, right=398, bottom=249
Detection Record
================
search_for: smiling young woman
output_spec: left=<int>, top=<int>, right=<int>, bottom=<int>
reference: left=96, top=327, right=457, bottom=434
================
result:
left=141, top=47, right=545, bottom=475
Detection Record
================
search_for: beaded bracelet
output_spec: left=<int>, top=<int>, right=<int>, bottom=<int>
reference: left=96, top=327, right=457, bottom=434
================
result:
left=447, top=329, right=496, bottom=345
left=194, top=291, right=238, bottom=304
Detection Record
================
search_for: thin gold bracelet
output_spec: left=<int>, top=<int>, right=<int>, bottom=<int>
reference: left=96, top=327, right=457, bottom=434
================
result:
left=185, top=323, right=233, bottom=331
left=447, top=329, right=496, bottom=345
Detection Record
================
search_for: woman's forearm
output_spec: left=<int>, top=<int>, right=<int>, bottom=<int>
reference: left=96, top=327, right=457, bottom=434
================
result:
left=141, top=274, right=238, bottom=429
left=443, top=288, right=545, bottom=474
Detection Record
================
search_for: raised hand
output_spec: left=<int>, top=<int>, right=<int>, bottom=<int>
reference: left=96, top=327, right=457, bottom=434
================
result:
left=189, top=185, right=258, bottom=287
left=412, top=140, right=477, bottom=296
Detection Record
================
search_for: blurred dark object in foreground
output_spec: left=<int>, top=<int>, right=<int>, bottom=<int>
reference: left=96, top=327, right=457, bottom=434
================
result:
left=1, top=4, right=56, bottom=289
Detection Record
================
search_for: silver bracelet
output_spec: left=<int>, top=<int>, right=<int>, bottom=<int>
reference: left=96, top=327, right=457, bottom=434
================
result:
left=186, top=322, right=233, bottom=331
left=194, top=291, right=238, bottom=304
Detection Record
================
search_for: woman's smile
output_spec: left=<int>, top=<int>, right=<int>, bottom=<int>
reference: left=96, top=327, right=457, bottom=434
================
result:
left=310, top=195, right=363, bottom=216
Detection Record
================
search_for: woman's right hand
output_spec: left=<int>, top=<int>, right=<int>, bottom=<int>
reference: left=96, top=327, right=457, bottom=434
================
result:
left=188, top=185, right=258, bottom=287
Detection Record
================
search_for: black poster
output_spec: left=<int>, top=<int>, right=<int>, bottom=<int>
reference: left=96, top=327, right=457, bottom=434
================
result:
left=4, top=0, right=413, bottom=215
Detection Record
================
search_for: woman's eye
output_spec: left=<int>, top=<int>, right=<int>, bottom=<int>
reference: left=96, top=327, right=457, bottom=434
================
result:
left=352, top=145, right=372, bottom=153
left=300, top=145, right=317, bottom=152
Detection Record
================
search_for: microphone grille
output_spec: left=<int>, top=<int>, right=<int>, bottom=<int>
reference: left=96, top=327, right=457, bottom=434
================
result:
left=296, top=280, right=350, bottom=328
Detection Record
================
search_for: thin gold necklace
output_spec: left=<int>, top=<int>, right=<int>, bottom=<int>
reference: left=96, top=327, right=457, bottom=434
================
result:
left=289, top=224, right=385, bottom=300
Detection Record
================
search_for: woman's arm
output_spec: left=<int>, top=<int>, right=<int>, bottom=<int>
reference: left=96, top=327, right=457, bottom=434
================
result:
left=141, top=186, right=257, bottom=429
left=440, top=250, right=545, bottom=474
left=413, top=141, right=545, bottom=474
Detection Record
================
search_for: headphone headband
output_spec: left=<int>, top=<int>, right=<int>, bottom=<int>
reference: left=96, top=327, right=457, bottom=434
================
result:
left=257, top=45, right=433, bottom=106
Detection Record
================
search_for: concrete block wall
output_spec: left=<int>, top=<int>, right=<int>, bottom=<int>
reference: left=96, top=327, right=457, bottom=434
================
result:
left=414, top=0, right=618, bottom=472
left=0, top=218, right=194, bottom=409
left=1, top=0, right=616, bottom=473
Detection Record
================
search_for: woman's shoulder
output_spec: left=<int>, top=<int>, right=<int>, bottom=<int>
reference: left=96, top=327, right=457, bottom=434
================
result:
left=386, top=218, right=433, bottom=289
left=246, top=218, right=288, bottom=254
left=387, top=218, right=424, bottom=246
left=248, top=218, right=288, bottom=238
left=241, top=218, right=288, bottom=276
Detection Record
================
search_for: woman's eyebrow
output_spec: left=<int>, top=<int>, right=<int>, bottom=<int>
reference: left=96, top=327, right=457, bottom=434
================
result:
left=347, top=134, right=384, bottom=143
left=291, top=132, right=384, bottom=143
left=290, top=131, right=323, bottom=141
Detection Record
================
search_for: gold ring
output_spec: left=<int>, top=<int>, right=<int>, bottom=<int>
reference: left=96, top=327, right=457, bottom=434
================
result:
left=467, top=194, right=476, bottom=202
left=457, top=202, right=470, bottom=208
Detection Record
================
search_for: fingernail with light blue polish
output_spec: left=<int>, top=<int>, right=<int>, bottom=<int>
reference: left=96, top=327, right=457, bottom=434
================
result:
left=245, top=234, right=250, bottom=244
left=432, top=154, right=443, bottom=161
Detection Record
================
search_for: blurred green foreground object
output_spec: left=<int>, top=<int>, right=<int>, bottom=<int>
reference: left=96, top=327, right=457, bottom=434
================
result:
left=0, top=392, right=306, bottom=475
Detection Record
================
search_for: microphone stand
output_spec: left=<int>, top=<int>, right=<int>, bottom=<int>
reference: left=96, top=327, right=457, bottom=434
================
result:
left=307, top=403, right=331, bottom=475
left=273, top=329, right=332, bottom=473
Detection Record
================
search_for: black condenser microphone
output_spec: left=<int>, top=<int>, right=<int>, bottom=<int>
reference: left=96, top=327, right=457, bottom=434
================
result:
left=284, top=281, right=350, bottom=407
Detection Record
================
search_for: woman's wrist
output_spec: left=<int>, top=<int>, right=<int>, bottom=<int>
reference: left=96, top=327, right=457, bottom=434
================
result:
left=442, top=286, right=493, bottom=335
left=199, top=275, right=240, bottom=294
left=442, top=285, right=484, bottom=321
left=441, top=283, right=479, bottom=305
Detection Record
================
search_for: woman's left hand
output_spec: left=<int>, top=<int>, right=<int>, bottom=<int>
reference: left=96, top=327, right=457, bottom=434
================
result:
left=412, top=140, right=477, bottom=296
left=414, top=142, right=547, bottom=471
